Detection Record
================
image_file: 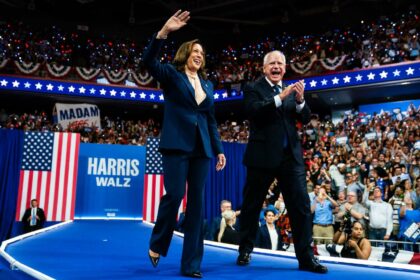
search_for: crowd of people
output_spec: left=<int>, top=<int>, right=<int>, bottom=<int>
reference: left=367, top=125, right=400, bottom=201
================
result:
left=211, top=104, right=420, bottom=259
left=1, top=100, right=419, bottom=258
left=1, top=7, right=419, bottom=89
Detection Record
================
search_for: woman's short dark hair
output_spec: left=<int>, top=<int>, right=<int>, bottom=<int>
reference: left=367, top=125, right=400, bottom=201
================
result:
left=173, top=39, right=207, bottom=79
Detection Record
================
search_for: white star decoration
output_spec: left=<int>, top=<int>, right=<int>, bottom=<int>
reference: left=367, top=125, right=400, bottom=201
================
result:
left=379, top=71, right=388, bottom=79
left=367, top=72, right=375, bottom=80
left=406, top=67, right=414, bottom=75
left=310, top=80, right=317, bottom=87
left=0, top=62, right=417, bottom=101
left=343, top=76, right=351, bottom=83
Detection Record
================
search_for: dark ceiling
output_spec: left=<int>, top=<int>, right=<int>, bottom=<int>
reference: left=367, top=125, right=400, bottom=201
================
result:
left=0, top=0, right=418, bottom=49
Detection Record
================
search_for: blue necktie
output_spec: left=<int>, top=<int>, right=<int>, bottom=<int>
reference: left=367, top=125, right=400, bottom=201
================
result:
left=30, top=208, right=36, bottom=226
left=272, top=85, right=288, bottom=149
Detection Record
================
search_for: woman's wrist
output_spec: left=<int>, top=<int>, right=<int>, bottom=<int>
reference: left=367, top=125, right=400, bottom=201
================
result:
left=157, top=27, right=169, bottom=39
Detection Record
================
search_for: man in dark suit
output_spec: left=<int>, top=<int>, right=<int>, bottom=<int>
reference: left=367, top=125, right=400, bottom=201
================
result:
left=22, top=199, right=45, bottom=233
left=236, top=50, right=328, bottom=273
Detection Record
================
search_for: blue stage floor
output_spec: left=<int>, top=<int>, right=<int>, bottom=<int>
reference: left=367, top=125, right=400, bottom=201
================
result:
left=1, top=220, right=419, bottom=279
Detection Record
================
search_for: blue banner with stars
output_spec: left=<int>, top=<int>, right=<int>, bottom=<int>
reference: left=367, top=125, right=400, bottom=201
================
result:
left=1, top=61, right=419, bottom=102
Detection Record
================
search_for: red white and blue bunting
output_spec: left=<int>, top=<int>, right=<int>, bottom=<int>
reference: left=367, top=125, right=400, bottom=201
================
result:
left=0, top=58, right=9, bottom=69
left=290, top=55, right=347, bottom=74
left=46, top=63, right=72, bottom=78
left=290, top=56, right=317, bottom=74
left=75, top=67, right=101, bottom=81
left=319, top=55, right=347, bottom=70
left=14, top=61, right=41, bottom=74
left=131, top=70, right=154, bottom=86
left=103, top=69, right=129, bottom=84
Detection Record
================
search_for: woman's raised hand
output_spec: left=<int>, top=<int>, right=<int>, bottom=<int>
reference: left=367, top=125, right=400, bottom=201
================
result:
left=158, top=10, right=190, bottom=38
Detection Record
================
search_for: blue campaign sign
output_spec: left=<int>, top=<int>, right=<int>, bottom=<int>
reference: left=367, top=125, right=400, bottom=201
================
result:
left=75, top=143, right=145, bottom=219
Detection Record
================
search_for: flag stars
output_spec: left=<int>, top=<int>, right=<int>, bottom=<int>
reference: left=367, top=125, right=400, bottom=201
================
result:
left=12, top=80, right=20, bottom=87
left=355, top=74, right=363, bottom=81
left=406, top=67, right=414, bottom=75
left=46, top=84, right=54, bottom=90
left=379, top=71, right=388, bottom=79
left=367, top=72, right=375, bottom=80
left=321, top=79, right=328, bottom=86
left=79, top=86, right=86, bottom=94
left=343, top=76, right=351, bottom=83
left=393, top=69, right=401, bottom=77
left=58, top=85, right=64, bottom=91
left=68, top=85, right=75, bottom=92
left=332, top=77, right=339, bottom=84
left=35, top=82, right=43, bottom=89
left=309, top=80, right=317, bottom=87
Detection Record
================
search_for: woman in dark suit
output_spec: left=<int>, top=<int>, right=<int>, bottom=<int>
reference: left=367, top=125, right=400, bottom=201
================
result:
left=143, top=10, right=226, bottom=278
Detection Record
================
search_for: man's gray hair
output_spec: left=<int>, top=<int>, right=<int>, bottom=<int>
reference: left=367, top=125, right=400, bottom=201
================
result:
left=220, top=200, right=231, bottom=207
left=263, top=50, right=286, bottom=65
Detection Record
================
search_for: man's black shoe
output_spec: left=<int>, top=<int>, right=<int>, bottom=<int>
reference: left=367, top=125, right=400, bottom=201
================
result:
left=181, top=271, right=203, bottom=278
left=298, top=257, right=328, bottom=273
left=236, top=252, right=251, bottom=266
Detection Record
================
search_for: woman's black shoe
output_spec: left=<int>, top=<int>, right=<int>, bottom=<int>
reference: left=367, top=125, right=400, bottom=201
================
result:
left=182, top=271, right=203, bottom=278
left=148, top=252, right=160, bottom=268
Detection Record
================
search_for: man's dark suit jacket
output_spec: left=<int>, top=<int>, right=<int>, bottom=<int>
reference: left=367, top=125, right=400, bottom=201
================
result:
left=242, top=77, right=311, bottom=168
left=256, top=224, right=283, bottom=250
left=143, top=35, right=223, bottom=157
left=22, top=207, right=45, bottom=232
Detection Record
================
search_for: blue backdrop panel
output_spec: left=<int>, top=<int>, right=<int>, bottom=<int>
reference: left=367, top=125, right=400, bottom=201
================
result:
left=75, top=143, right=145, bottom=219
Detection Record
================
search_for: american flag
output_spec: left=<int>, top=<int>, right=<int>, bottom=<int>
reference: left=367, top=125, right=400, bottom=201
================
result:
left=15, top=132, right=80, bottom=222
left=143, top=138, right=186, bottom=222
